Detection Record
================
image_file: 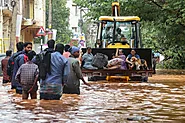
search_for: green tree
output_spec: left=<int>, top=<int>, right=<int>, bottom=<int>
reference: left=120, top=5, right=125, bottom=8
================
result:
left=46, top=0, right=72, bottom=44
left=74, top=0, right=185, bottom=69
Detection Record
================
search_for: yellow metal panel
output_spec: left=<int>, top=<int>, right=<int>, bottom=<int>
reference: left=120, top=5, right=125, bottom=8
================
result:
left=106, top=76, right=129, bottom=82
left=99, top=16, right=140, bottom=21
left=112, top=2, right=120, bottom=6
left=107, top=43, right=130, bottom=48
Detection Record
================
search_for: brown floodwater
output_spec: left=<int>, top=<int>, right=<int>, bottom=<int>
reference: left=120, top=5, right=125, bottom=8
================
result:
left=1, top=70, right=185, bottom=122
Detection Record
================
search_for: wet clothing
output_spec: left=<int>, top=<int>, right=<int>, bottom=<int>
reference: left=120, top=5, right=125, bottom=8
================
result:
left=15, top=61, right=38, bottom=92
left=40, top=52, right=69, bottom=100
left=40, top=93, right=61, bottom=100
left=14, top=52, right=29, bottom=93
left=1, top=56, right=10, bottom=83
left=82, top=53, right=97, bottom=69
left=119, top=55, right=127, bottom=70
left=63, top=85, right=80, bottom=95
left=22, top=90, right=37, bottom=99
left=63, top=52, right=71, bottom=58
left=63, top=56, right=83, bottom=95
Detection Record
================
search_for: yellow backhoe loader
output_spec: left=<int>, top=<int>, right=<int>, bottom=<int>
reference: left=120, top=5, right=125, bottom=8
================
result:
left=82, top=1, right=153, bottom=82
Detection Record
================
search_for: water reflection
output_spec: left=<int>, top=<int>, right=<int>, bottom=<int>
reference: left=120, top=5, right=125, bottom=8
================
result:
left=0, top=74, right=185, bottom=122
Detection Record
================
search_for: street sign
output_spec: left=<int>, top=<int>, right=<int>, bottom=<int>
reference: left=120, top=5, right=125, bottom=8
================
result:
left=36, top=26, right=46, bottom=36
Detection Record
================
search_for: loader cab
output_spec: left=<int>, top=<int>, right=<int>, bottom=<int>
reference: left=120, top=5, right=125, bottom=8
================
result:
left=96, top=16, right=142, bottom=49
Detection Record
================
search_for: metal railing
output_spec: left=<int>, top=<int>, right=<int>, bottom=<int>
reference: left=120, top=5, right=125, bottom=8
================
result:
left=0, top=0, right=13, bottom=10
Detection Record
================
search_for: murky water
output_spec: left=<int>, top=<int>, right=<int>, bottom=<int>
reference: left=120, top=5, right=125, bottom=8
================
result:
left=1, top=71, right=185, bottom=122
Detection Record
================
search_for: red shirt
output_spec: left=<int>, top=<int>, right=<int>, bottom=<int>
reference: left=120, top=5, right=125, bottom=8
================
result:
left=1, top=56, right=10, bottom=81
left=63, top=52, right=71, bottom=58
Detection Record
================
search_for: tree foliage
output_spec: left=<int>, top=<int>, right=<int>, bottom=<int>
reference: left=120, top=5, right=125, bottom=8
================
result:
left=46, top=0, right=72, bottom=43
left=74, top=0, right=185, bottom=69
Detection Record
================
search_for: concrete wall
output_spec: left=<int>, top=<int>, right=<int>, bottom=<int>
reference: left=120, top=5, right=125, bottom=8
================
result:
left=66, top=0, right=80, bottom=34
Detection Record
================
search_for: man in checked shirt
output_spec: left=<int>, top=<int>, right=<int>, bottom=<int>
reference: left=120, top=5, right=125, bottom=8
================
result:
left=16, top=50, right=39, bottom=99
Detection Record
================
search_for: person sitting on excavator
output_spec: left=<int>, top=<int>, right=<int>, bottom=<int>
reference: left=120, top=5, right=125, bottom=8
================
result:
left=126, top=50, right=148, bottom=70
left=126, top=49, right=141, bottom=70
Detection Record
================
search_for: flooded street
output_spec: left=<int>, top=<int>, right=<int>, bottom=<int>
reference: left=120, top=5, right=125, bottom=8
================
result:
left=1, top=71, right=185, bottom=122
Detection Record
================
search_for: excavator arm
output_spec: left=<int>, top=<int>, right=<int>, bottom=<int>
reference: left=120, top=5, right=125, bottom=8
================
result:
left=112, top=1, right=120, bottom=17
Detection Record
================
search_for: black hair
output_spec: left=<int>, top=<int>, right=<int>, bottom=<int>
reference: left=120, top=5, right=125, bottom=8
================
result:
left=55, top=43, right=64, bottom=54
left=47, top=39, right=55, bottom=49
left=24, top=42, right=32, bottom=47
left=86, top=47, right=91, bottom=51
left=64, top=45, right=70, bottom=52
left=118, top=49, right=124, bottom=55
left=16, top=42, right=24, bottom=51
left=6, top=50, right=12, bottom=57
left=27, top=50, right=36, bottom=61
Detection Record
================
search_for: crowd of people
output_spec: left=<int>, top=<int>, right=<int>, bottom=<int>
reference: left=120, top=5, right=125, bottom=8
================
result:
left=1, top=40, right=90, bottom=100
left=1, top=39, right=152, bottom=100
left=81, top=48, right=148, bottom=71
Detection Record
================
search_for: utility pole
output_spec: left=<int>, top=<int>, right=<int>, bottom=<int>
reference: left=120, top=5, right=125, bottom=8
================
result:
left=48, top=0, right=52, bottom=29
left=79, top=9, right=83, bottom=35
left=10, top=0, right=18, bottom=51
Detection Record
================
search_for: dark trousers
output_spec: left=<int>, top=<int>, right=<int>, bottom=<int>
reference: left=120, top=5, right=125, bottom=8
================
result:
left=40, top=93, right=61, bottom=100
left=63, top=85, right=80, bottom=95
left=16, top=86, right=22, bottom=94
left=22, top=90, right=37, bottom=99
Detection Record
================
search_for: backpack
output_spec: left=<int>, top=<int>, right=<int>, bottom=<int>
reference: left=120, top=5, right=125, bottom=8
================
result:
left=92, top=53, right=108, bottom=69
left=35, top=51, right=52, bottom=80
left=7, top=52, right=23, bottom=76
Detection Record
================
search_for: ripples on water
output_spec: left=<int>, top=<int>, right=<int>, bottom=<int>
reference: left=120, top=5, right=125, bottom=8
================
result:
left=0, top=74, right=185, bottom=122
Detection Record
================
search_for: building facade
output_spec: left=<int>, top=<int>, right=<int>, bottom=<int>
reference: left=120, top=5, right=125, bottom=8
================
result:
left=66, top=0, right=97, bottom=47
left=21, top=0, right=45, bottom=42
left=66, top=0, right=81, bottom=40
left=0, top=0, right=45, bottom=53
left=0, top=0, right=13, bottom=53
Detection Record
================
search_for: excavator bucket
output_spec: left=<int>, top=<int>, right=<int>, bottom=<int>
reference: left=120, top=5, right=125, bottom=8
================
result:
left=81, top=48, right=152, bottom=69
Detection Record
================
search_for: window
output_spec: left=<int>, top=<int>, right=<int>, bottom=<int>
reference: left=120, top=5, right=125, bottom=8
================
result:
left=72, top=27, right=77, bottom=32
left=23, top=0, right=34, bottom=19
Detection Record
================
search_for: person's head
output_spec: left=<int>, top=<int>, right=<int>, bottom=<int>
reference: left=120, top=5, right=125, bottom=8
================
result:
left=6, top=50, right=12, bottom=57
left=131, top=49, right=136, bottom=56
left=16, top=42, right=24, bottom=51
left=27, top=50, right=36, bottom=61
left=71, top=46, right=80, bottom=58
left=55, top=43, right=64, bottom=54
left=24, top=42, right=32, bottom=53
left=47, top=39, right=55, bottom=49
left=86, top=47, right=92, bottom=54
left=121, top=36, right=127, bottom=42
left=64, top=45, right=70, bottom=52
left=118, top=49, right=124, bottom=55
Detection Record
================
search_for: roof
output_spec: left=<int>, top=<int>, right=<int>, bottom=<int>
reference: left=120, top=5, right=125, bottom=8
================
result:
left=99, top=16, right=140, bottom=21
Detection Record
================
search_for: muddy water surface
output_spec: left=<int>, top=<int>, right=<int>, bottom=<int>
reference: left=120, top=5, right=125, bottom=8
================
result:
left=1, top=72, right=185, bottom=122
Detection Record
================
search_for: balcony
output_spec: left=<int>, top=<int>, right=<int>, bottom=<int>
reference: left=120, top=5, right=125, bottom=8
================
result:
left=0, top=0, right=13, bottom=16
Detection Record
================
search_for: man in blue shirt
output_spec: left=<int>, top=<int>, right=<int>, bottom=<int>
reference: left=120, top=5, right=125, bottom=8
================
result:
left=126, top=49, right=140, bottom=70
left=14, top=42, right=32, bottom=94
left=8, top=42, right=24, bottom=89
left=40, top=43, right=70, bottom=100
